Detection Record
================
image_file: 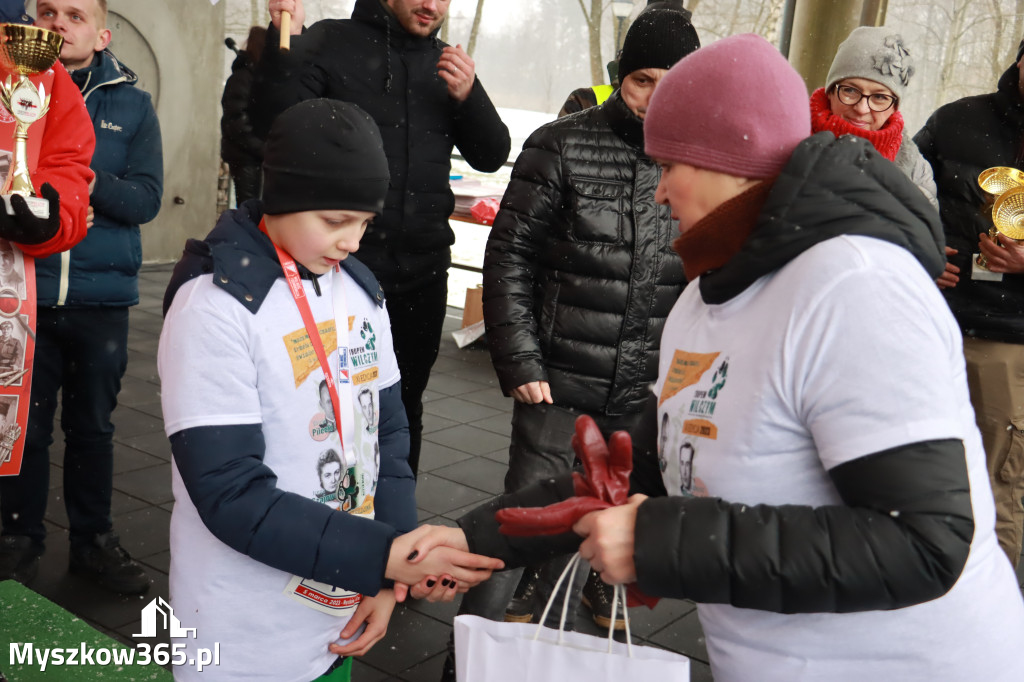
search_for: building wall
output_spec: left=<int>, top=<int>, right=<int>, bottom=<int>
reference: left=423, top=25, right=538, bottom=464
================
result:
left=29, top=0, right=226, bottom=262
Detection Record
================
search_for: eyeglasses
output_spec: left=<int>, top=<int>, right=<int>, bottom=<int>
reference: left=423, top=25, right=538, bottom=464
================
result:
left=833, top=84, right=898, bottom=113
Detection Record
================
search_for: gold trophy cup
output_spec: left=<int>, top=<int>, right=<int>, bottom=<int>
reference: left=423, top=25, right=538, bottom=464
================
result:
left=975, top=166, right=1024, bottom=277
left=0, top=25, right=63, bottom=219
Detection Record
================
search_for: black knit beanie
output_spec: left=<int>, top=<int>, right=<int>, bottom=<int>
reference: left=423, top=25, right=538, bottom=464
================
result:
left=262, top=99, right=390, bottom=216
left=617, top=8, right=701, bottom=81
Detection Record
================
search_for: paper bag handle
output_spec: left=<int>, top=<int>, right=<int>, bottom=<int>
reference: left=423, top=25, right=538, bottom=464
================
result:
left=533, top=553, right=633, bottom=657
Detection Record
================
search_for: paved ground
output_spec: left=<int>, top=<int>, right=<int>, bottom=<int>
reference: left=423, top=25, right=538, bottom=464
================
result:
left=10, top=264, right=1024, bottom=681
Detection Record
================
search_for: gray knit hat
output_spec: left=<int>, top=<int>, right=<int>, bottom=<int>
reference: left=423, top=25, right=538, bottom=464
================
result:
left=825, top=26, right=915, bottom=101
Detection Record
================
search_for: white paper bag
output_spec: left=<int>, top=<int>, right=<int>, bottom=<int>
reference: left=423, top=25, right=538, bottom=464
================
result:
left=454, top=554, right=690, bottom=682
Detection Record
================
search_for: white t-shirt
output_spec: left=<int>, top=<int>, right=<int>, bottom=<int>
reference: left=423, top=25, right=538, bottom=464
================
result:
left=654, top=236, right=1024, bottom=682
left=159, top=267, right=400, bottom=682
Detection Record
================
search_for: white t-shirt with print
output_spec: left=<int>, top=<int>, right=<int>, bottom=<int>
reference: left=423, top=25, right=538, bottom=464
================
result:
left=654, top=236, right=1024, bottom=682
left=159, top=267, right=400, bottom=682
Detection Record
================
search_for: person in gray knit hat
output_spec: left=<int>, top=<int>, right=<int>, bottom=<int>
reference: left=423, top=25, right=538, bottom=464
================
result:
left=811, top=26, right=938, bottom=210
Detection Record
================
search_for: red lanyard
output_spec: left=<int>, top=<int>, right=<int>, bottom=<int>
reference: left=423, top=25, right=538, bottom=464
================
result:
left=260, top=219, right=345, bottom=452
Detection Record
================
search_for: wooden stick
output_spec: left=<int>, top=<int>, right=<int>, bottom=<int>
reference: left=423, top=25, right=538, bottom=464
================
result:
left=280, top=10, right=292, bottom=52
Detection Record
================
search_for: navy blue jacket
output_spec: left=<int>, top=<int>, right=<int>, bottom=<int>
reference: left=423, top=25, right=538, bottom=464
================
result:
left=162, top=202, right=416, bottom=593
left=0, top=0, right=30, bottom=23
left=36, top=50, right=163, bottom=307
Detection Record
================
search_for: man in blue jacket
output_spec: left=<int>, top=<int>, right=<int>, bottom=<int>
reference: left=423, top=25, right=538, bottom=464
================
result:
left=0, top=0, right=163, bottom=592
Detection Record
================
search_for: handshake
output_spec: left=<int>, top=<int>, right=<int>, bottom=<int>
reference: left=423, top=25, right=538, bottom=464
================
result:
left=385, top=524, right=503, bottom=603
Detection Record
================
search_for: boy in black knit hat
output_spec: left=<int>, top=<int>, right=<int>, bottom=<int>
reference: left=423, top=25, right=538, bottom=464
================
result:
left=158, top=99, right=503, bottom=682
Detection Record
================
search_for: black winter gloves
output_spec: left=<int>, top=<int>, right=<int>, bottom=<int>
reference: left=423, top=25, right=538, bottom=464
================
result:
left=0, top=182, right=60, bottom=245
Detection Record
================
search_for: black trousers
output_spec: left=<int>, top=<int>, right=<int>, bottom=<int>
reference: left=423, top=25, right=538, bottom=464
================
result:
left=0, top=307, right=129, bottom=549
left=229, top=163, right=262, bottom=205
left=384, top=274, right=448, bottom=476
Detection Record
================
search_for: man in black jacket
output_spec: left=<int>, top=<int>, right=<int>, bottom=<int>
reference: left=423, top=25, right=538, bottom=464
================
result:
left=915, top=42, right=1024, bottom=568
left=255, top=0, right=511, bottom=476
left=454, top=9, right=698, bottom=645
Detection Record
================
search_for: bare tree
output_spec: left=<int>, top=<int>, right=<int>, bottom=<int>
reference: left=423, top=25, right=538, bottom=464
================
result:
left=467, top=0, right=487, bottom=57
left=576, top=0, right=606, bottom=85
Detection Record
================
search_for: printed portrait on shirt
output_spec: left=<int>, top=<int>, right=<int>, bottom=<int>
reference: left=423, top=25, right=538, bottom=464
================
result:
left=309, top=378, right=337, bottom=441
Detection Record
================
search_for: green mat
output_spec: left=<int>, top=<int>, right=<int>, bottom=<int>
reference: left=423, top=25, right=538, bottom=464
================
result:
left=0, top=580, right=172, bottom=681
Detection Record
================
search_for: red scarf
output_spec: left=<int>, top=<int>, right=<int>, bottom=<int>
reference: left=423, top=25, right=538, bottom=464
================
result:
left=673, top=179, right=775, bottom=281
left=810, top=87, right=903, bottom=161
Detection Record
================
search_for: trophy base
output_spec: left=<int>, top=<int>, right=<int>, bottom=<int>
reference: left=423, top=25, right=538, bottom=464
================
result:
left=972, top=254, right=1004, bottom=282
left=0, top=194, right=48, bottom=220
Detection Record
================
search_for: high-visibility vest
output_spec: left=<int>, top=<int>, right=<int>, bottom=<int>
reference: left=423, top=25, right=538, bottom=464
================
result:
left=592, top=84, right=614, bottom=105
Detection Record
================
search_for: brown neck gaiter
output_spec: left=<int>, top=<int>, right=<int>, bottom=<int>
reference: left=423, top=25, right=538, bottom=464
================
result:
left=673, top=179, right=776, bottom=281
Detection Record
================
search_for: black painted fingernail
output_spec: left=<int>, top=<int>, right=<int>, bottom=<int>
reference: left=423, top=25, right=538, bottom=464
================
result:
left=407, top=550, right=419, bottom=561
left=426, top=579, right=436, bottom=588
left=450, top=580, right=457, bottom=589
left=441, top=579, right=451, bottom=587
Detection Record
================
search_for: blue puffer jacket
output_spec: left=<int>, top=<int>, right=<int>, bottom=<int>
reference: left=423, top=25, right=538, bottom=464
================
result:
left=35, top=49, right=163, bottom=307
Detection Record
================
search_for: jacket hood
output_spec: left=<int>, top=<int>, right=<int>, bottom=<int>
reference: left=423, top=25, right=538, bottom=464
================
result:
left=70, top=49, right=138, bottom=99
left=163, top=201, right=385, bottom=317
left=994, top=60, right=1024, bottom=124
left=0, top=0, right=30, bottom=24
left=352, top=0, right=443, bottom=49
left=700, top=132, right=945, bottom=304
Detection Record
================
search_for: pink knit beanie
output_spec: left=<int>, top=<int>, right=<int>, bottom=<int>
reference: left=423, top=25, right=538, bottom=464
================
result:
left=644, top=33, right=811, bottom=179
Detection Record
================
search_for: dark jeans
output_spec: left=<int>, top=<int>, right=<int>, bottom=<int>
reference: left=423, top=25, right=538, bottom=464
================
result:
left=0, top=307, right=129, bottom=550
left=385, top=274, right=448, bottom=476
left=456, top=402, right=647, bottom=628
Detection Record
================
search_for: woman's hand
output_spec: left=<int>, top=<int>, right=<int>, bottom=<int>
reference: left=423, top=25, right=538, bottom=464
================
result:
left=573, top=494, right=647, bottom=584
left=387, top=525, right=504, bottom=592
left=328, top=588, right=397, bottom=658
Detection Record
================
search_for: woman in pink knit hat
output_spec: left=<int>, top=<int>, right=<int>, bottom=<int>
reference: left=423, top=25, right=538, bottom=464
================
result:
left=811, top=26, right=937, bottom=208
left=436, top=32, right=1024, bottom=682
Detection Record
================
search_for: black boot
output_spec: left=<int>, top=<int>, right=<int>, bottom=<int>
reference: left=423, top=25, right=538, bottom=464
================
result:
left=69, top=531, right=150, bottom=595
left=581, top=569, right=626, bottom=630
left=504, top=566, right=540, bottom=623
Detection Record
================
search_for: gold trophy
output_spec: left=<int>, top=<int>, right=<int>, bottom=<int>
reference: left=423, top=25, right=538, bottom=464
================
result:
left=0, top=25, right=63, bottom=219
left=974, top=166, right=1024, bottom=280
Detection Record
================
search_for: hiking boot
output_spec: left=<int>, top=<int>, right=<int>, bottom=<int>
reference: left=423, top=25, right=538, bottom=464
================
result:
left=504, top=567, right=540, bottom=623
left=0, top=535, right=42, bottom=584
left=69, top=531, right=150, bottom=595
left=581, top=569, right=626, bottom=630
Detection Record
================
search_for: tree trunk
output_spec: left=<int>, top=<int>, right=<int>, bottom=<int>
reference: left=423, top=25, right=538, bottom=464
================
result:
left=575, top=0, right=604, bottom=86
left=467, top=0, right=486, bottom=57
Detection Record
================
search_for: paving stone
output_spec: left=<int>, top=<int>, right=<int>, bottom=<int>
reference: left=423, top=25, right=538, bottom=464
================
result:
left=414, top=473, right=492, bottom=516
left=113, top=506, right=171, bottom=560
left=115, top=430, right=172, bottom=461
left=113, top=462, right=174, bottom=506
left=111, top=405, right=166, bottom=438
left=112, top=442, right=165, bottom=475
left=431, top=456, right=508, bottom=496
left=423, top=424, right=509, bottom=456
left=360, top=604, right=451, bottom=675
left=417, top=439, right=474, bottom=473
left=470, top=412, right=513, bottom=437
left=422, top=412, right=459, bottom=435
left=423, top=396, right=501, bottom=423
left=646, top=607, right=710, bottom=664
left=461, top=387, right=513, bottom=411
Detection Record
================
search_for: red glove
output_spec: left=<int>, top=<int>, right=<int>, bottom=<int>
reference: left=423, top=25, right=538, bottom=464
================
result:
left=495, top=415, right=660, bottom=608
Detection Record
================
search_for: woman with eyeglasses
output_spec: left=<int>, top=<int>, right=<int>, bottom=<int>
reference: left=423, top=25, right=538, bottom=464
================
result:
left=811, top=26, right=938, bottom=208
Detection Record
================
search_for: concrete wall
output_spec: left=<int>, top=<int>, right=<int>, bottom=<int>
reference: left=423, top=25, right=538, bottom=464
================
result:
left=29, top=0, right=226, bottom=262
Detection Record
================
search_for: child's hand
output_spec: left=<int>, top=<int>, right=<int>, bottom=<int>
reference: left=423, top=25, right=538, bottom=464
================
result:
left=386, top=525, right=503, bottom=590
left=328, top=588, right=397, bottom=658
